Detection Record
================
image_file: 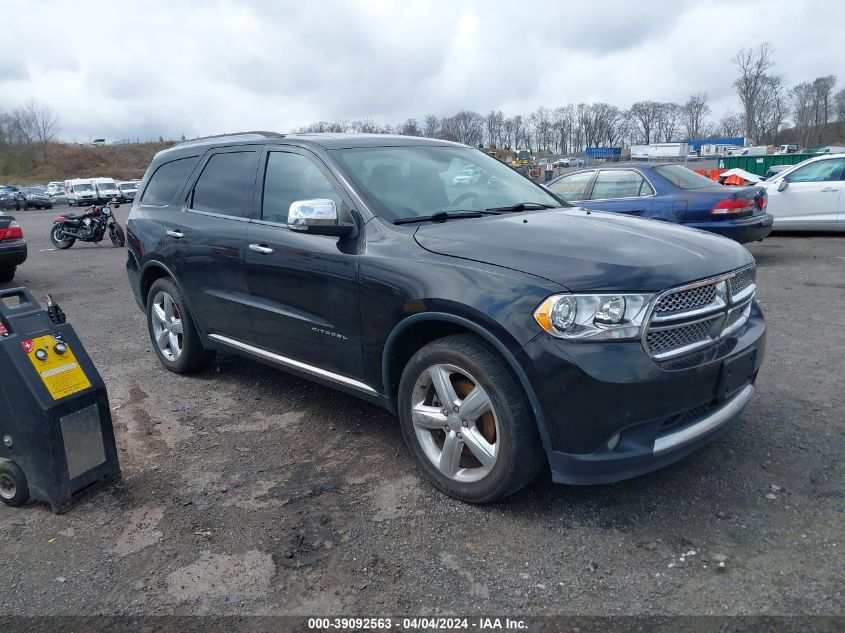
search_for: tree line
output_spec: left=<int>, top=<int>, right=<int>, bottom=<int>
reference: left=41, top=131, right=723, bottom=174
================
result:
left=296, top=44, right=845, bottom=153
left=0, top=99, right=60, bottom=175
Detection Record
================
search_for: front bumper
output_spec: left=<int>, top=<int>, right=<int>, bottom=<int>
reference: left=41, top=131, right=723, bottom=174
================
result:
left=520, top=302, right=766, bottom=485
left=0, top=239, right=28, bottom=268
left=688, top=213, right=774, bottom=244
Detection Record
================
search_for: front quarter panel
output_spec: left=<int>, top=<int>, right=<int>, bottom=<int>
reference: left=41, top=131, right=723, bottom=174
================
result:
left=359, top=219, right=564, bottom=395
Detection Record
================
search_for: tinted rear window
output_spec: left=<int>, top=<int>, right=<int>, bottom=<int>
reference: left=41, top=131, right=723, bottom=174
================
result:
left=140, top=156, right=199, bottom=206
left=191, top=151, right=257, bottom=218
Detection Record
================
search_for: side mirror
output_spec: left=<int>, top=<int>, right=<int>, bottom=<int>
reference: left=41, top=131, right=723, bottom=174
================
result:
left=777, top=179, right=789, bottom=192
left=287, top=199, right=355, bottom=237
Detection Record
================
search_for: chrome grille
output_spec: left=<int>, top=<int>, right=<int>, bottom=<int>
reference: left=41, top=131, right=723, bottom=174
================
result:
left=644, top=266, right=756, bottom=361
left=654, top=284, right=717, bottom=314
left=646, top=317, right=719, bottom=355
left=730, top=268, right=755, bottom=297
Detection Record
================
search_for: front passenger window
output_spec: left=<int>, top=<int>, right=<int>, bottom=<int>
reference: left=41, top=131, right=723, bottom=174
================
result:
left=261, top=152, right=342, bottom=224
left=788, top=159, right=845, bottom=183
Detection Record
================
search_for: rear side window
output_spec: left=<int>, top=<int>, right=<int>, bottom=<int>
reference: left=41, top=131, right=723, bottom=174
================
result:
left=191, top=151, right=257, bottom=218
left=590, top=170, right=654, bottom=199
left=140, top=156, right=199, bottom=206
left=548, top=171, right=593, bottom=202
left=261, top=152, right=342, bottom=224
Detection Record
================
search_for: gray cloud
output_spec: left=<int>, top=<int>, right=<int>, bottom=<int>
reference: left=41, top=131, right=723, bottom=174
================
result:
left=0, top=0, right=842, bottom=141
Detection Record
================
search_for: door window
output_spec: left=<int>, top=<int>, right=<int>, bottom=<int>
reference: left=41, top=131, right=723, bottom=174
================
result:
left=191, top=151, right=257, bottom=218
left=787, top=159, right=845, bottom=183
left=140, top=156, right=199, bottom=206
left=590, top=170, right=654, bottom=199
left=548, top=171, right=593, bottom=202
left=261, top=152, right=342, bottom=224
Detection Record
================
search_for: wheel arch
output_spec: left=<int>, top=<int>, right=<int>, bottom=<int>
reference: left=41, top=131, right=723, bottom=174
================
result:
left=381, top=312, right=552, bottom=451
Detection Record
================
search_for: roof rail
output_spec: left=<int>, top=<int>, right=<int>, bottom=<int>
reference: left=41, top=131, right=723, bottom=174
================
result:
left=172, top=131, right=285, bottom=147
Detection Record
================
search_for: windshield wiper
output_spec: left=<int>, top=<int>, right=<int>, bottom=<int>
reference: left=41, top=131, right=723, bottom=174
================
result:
left=393, top=210, right=494, bottom=225
left=485, top=202, right=556, bottom=213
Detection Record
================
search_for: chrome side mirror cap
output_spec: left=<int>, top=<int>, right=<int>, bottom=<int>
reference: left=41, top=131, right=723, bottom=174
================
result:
left=777, top=179, right=788, bottom=192
left=287, top=199, right=355, bottom=237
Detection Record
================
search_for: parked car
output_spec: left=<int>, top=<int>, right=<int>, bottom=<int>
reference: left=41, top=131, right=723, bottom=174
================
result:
left=775, top=144, right=798, bottom=154
left=93, top=178, right=121, bottom=203
left=546, top=163, right=773, bottom=243
left=65, top=179, right=97, bottom=206
left=46, top=182, right=68, bottom=204
left=761, top=154, right=844, bottom=231
left=126, top=132, right=765, bottom=503
left=761, top=164, right=791, bottom=180
left=0, top=187, right=17, bottom=211
left=0, top=212, right=26, bottom=282
left=117, top=180, right=140, bottom=202
left=21, top=186, right=52, bottom=209
left=452, top=166, right=481, bottom=186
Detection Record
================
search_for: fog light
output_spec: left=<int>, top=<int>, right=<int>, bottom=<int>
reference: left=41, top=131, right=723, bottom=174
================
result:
left=607, top=433, right=620, bottom=451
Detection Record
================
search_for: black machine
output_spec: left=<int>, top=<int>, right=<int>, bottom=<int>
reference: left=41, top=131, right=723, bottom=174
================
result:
left=0, top=288, right=120, bottom=512
left=49, top=201, right=126, bottom=250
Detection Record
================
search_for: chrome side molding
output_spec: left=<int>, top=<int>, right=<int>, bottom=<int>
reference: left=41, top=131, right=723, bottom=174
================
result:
left=208, top=334, right=378, bottom=395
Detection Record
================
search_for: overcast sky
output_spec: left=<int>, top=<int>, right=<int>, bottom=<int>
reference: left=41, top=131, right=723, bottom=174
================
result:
left=2, top=0, right=843, bottom=142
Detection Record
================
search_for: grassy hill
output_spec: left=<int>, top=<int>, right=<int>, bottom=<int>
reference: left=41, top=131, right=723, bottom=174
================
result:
left=0, top=141, right=176, bottom=184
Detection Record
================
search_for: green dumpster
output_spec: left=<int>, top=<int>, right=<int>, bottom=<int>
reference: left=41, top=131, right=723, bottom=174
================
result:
left=717, top=153, right=816, bottom=176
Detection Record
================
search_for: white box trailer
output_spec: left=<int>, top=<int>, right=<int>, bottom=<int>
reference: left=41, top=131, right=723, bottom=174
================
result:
left=630, top=145, right=650, bottom=160
left=648, top=143, right=690, bottom=158
left=700, top=143, right=742, bottom=157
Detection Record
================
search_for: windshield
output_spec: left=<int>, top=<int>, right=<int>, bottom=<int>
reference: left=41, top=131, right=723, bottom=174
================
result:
left=74, top=183, right=94, bottom=192
left=330, top=145, right=560, bottom=221
left=119, top=183, right=138, bottom=190
left=23, top=187, right=44, bottom=193
left=98, top=182, right=117, bottom=189
left=654, top=164, right=716, bottom=190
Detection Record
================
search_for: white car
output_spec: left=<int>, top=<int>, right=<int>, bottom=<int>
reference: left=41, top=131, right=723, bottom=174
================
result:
left=762, top=154, right=844, bottom=231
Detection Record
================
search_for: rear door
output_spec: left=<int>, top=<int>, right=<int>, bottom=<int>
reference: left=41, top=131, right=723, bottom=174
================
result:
left=242, top=146, right=364, bottom=381
left=166, top=147, right=260, bottom=337
left=581, top=169, right=655, bottom=217
left=768, top=158, right=845, bottom=228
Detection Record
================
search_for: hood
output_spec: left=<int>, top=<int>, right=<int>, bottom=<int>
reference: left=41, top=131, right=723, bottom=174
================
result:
left=413, top=207, right=754, bottom=292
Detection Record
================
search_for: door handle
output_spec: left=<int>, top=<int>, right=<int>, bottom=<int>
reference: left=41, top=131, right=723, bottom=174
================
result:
left=249, top=244, right=274, bottom=255
left=820, top=188, right=839, bottom=193
left=166, top=230, right=184, bottom=239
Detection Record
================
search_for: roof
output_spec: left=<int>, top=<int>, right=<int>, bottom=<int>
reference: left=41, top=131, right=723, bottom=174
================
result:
left=165, top=132, right=463, bottom=156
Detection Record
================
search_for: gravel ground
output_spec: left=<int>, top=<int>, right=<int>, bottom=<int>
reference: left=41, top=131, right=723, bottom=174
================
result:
left=0, top=206, right=842, bottom=617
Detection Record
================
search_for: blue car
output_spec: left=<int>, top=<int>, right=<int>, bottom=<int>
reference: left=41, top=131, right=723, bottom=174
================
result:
left=547, top=163, right=774, bottom=243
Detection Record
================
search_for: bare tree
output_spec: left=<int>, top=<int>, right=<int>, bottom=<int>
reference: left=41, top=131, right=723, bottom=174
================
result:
left=501, top=117, right=514, bottom=149
left=400, top=118, right=420, bottom=136
left=656, top=103, right=684, bottom=142
left=423, top=115, right=440, bottom=139
left=528, top=107, right=552, bottom=152
left=629, top=100, right=662, bottom=144
left=511, top=115, right=525, bottom=149
left=484, top=110, right=504, bottom=148
left=791, top=81, right=816, bottom=148
left=683, top=93, right=710, bottom=140
left=441, top=110, right=484, bottom=146
left=732, top=43, right=775, bottom=142
left=21, top=100, right=60, bottom=157
left=719, top=110, right=744, bottom=137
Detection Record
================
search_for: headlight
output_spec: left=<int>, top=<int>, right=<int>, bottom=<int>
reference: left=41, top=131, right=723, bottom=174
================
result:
left=534, top=293, right=654, bottom=341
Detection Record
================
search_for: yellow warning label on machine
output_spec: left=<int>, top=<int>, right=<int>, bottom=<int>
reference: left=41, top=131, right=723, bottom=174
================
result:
left=23, top=334, right=92, bottom=400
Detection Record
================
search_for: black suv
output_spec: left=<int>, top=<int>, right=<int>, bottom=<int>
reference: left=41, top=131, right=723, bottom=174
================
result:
left=126, top=132, right=766, bottom=503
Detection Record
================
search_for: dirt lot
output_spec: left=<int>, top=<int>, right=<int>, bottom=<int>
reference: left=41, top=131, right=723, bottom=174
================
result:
left=0, top=206, right=842, bottom=618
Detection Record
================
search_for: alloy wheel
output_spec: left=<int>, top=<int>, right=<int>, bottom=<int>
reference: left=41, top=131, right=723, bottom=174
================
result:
left=410, top=363, right=499, bottom=483
left=150, top=291, right=184, bottom=361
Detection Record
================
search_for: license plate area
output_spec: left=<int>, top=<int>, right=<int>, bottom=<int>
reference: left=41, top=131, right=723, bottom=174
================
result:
left=718, top=348, right=756, bottom=401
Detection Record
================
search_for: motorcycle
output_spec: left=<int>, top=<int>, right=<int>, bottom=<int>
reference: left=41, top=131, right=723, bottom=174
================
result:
left=50, top=200, right=126, bottom=249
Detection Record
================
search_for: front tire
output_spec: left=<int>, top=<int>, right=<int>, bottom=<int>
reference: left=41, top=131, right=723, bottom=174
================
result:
left=50, top=225, right=75, bottom=249
left=110, top=223, right=125, bottom=247
left=0, top=461, right=30, bottom=507
left=398, top=334, right=544, bottom=503
left=146, top=277, right=215, bottom=373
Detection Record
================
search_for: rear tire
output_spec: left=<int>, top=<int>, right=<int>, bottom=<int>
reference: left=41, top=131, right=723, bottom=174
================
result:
left=0, top=461, right=30, bottom=507
left=146, top=277, right=215, bottom=374
left=50, top=225, right=75, bottom=249
left=397, top=334, right=545, bottom=503
left=0, top=267, right=15, bottom=282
